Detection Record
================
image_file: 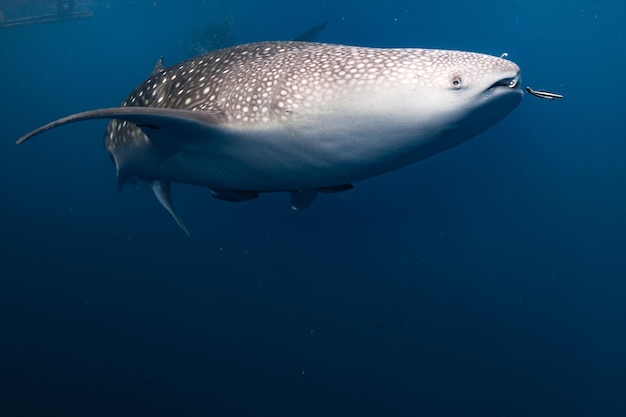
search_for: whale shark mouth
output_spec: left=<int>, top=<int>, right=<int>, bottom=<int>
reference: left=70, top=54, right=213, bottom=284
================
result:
left=488, top=72, right=522, bottom=91
left=482, top=72, right=523, bottom=104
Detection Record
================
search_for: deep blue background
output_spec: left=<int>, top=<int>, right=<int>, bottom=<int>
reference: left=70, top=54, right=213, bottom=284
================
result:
left=1, top=1, right=625, bottom=416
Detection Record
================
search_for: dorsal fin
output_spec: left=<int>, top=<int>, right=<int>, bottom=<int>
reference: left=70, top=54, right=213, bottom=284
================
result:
left=292, top=20, right=328, bottom=42
left=151, top=56, right=164, bottom=76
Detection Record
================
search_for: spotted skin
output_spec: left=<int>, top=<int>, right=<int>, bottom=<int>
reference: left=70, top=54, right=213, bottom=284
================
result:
left=106, top=41, right=520, bottom=162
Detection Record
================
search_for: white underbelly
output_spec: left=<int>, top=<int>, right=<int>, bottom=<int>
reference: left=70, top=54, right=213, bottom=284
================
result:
left=138, top=88, right=473, bottom=191
left=155, top=116, right=441, bottom=191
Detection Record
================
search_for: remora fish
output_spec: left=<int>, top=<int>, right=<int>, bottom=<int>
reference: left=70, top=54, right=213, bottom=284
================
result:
left=17, top=41, right=523, bottom=234
left=525, top=86, right=563, bottom=100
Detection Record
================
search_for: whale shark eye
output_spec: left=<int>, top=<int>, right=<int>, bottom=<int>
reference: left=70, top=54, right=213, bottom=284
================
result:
left=451, top=75, right=462, bottom=89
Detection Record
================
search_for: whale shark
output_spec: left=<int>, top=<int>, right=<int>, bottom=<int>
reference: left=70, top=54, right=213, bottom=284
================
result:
left=17, top=41, right=523, bottom=234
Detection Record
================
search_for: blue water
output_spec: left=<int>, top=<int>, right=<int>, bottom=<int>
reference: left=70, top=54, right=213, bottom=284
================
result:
left=1, top=1, right=625, bottom=416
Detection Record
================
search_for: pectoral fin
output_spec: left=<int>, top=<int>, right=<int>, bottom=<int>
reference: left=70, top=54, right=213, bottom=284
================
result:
left=16, top=107, right=227, bottom=150
left=150, top=180, right=189, bottom=236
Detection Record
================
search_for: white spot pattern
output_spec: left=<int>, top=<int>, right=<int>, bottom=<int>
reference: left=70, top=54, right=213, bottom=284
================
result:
left=106, top=41, right=518, bottom=152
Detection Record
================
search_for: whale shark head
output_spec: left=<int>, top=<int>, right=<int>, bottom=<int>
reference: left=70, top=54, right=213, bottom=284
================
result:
left=383, top=48, right=522, bottom=161
left=277, top=47, right=522, bottom=171
left=17, top=41, right=522, bottom=234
